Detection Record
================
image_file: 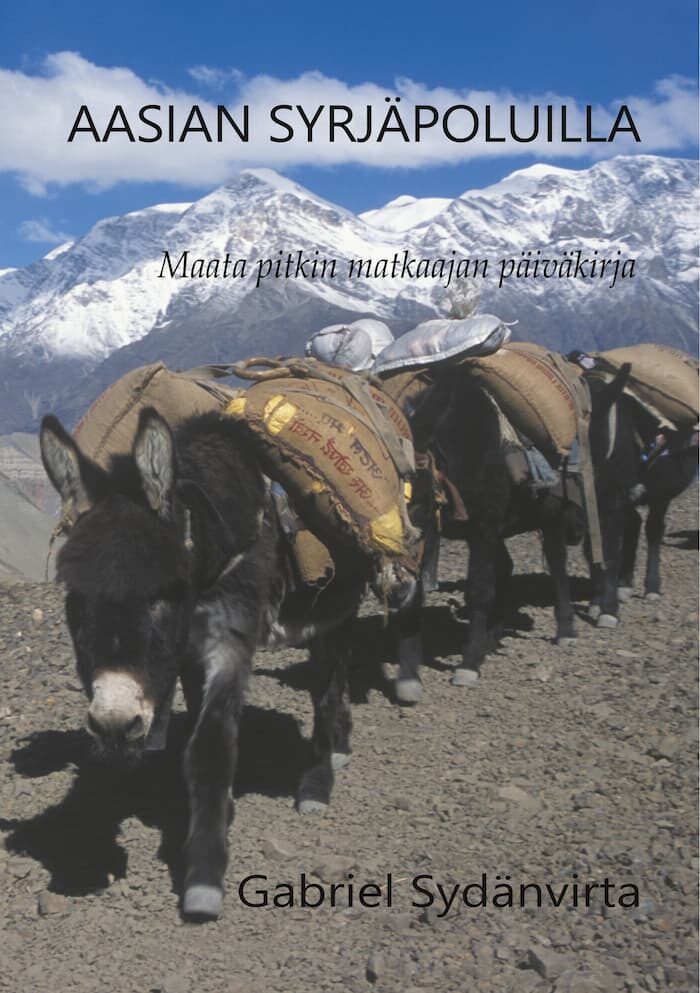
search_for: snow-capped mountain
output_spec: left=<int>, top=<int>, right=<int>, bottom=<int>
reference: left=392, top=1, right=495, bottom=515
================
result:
left=0, top=155, right=696, bottom=433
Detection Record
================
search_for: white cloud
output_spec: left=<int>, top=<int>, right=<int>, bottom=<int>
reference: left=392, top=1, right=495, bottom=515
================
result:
left=0, top=53, right=697, bottom=193
left=18, top=217, right=73, bottom=243
left=187, top=65, right=243, bottom=90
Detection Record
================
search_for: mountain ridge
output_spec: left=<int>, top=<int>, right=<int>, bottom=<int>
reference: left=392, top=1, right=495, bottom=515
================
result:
left=0, top=155, right=696, bottom=433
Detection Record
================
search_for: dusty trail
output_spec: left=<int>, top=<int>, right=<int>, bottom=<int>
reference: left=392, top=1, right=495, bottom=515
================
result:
left=0, top=487, right=697, bottom=993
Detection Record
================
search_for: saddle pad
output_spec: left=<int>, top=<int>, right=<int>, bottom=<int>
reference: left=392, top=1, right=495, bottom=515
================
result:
left=379, top=368, right=435, bottom=417
left=73, top=362, right=236, bottom=469
left=460, top=342, right=581, bottom=466
left=594, top=344, right=699, bottom=429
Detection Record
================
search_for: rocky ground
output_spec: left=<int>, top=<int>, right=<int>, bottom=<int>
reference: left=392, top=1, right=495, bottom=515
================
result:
left=0, top=487, right=697, bottom=993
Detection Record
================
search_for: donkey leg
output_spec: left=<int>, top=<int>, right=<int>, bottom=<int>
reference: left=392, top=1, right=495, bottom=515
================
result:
left=584, top=535, right=603, bottom=621
left=420, top=518, right=441, bottom=594
left=644, top=498, right=669, bottom=599
left=454, top=536, right=498, bottom=685
left=180, top=650, right=203, bottom=721
left=181, top=608, right=253, bottom=920
left=597, top=499, right=625, bottom=628
left=542, top=517, right=576, bottom=645
left=618, top=506, right=642, bottom=600
left=395, top=512, right=439, bottom=703
left=330, top=671, right=353, bottom=773
left=492, top=541, right=513, bottom=635
left=395, top=578, right=424, bottom=705
left=297, top=627, right=352, bottom=813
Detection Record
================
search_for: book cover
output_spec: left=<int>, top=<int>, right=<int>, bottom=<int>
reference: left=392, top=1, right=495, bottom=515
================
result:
left=0, top=3, right=697, bottom=991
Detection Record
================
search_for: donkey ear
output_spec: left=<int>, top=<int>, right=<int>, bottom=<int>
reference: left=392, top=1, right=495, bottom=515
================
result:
left=40, top=415, right=102, bottom=519
left=133, top=408, right=176, bottom=518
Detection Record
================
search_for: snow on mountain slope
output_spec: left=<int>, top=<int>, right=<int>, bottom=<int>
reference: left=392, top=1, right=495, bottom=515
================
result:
left=360, top=194, right=451, bottom=231
left=0, top=200, right=192, bottom=358
left=43, top=242, right=74, bottom=261
left=418, top=156, right=697, bottom=259
left=411, top=156, right=698, bottom=336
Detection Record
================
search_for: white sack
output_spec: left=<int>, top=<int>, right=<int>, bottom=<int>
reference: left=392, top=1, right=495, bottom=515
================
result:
left=372, top=314, right=511, bottom=375
left=305, top=319, right=395, bottom=371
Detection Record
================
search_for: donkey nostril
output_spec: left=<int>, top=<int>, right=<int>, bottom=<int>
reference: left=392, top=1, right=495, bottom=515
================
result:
left=124, top=714, right=145, bottom=741
left=87, top=711, right=145, bottom=741
left=86, top=711, right=104, bottom=737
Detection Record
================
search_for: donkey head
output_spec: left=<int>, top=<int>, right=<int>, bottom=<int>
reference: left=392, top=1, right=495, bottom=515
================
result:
left=40, top=408, right=240, bottom=761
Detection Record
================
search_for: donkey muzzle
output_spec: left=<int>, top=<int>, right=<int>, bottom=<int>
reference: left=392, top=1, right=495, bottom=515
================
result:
left=87, top=672, right=154, bottom=751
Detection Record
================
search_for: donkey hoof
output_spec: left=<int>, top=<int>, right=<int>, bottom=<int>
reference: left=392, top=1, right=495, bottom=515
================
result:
left=297, top=798, right=329, bottom=815
left=182, top=885, right=223, bottom=920
left=452, top=667, right=479, bottom=687
left=395, top=678, right=423, bottom=704
left=617, top=586, right=634, bottom=602
left=597, top=613, right=619, bottom=629
left=645, top=592, right=662, bottom=602
left=588, top=603, right=601, bottom=621
left=556, top=636, right=577, bottom=648
left=331, top=751, right=351, bottom=771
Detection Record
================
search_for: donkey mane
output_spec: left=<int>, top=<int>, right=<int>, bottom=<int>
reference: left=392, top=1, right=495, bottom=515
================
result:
left=174, top=412, right=267, bottom=539
left=57, top=494, right=189, bottom=599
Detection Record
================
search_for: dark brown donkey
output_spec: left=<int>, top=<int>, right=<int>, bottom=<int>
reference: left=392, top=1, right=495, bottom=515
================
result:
left=40, top=407, right=426, bottom=919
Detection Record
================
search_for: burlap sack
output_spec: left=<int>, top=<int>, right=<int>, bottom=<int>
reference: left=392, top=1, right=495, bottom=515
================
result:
left=224, top=369, right=415, bottom=560
left=380, top=368, right=435, bottom=416
left=290, top=528, right=335, bottom=588
left=460, top=342, right=580, bottom=464
left=74, top=362, right=236, bottom=467
left=70, top=357, right=418, bottom=575
left=311, top=360, right=415, bottom=456
left=593, top=344, right=699, bottom=429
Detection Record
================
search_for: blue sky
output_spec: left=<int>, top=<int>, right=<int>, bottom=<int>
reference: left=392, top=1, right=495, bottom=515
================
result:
left=1, top=0, right=698, bottom=268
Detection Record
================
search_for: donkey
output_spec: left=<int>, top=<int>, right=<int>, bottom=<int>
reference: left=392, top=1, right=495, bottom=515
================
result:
left=393, top=365, right=586, bottom=688
left=40, top=407, right=424, bottom=920
left=585, top=374, right=697, bottom=621
left=620, top=428, right=698, bottom=600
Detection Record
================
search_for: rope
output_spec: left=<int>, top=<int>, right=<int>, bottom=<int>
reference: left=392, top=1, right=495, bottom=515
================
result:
left=224, top=356, right=415, bottom=478
left=44, top=515, right=71, bottom=581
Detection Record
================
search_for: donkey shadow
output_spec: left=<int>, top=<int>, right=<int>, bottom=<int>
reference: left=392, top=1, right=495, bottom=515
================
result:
left=0, top=704, right=308, bottom=899
left=256, top=615, right=398, bottom=703
left=1, top=568, right=596, bottom=898
left=256, top=611, right=467, bottom=701
left=259, top=580, right=562, bottom=701
left=428, top=572, right=593, bottom=653
left=665, top=528, right=699, bottom=550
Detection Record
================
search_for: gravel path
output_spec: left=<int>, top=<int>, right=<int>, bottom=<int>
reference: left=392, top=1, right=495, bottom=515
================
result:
left=0, top=488, right=697, bottom=993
